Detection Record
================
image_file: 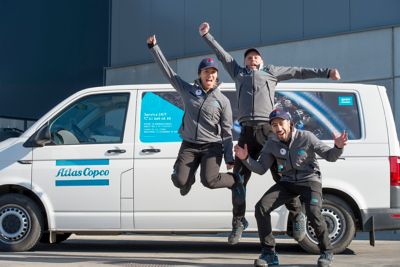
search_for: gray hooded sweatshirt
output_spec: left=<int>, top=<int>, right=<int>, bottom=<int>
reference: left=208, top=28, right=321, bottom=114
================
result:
left=202, top=33, right=332, bottom=124
left=243, top=129, right=343, bottom=183
left=149, top=44, right=234, bottom=163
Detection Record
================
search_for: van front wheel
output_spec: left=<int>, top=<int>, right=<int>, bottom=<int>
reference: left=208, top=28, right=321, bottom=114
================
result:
left=298, top=194, right=356, bottom=254
left=0, top=194, right=43, bottom=252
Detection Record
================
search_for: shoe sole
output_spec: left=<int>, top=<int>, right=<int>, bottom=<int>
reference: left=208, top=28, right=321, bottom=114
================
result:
left=254, top=259, right=279, bottom=266
left=254, top=259, right=268, bottom=267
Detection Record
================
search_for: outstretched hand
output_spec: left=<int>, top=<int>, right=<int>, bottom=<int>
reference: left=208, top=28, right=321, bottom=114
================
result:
left=334, top=131, right=348, bottom=148
left=147, top=35, right=157, bottom=45
left=199, top=22, right=210, bottom=36
left=234, top=144, right=248, bottom=160
left=329, top=68, right=341, bottom=80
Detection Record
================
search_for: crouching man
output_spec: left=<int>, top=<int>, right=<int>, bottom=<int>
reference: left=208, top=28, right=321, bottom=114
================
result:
left=234, top=109, right=348, bottom=267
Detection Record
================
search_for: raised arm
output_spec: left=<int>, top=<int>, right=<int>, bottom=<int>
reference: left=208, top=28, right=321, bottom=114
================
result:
left=268, top=65, right=341, bottom=82
left=147, top=35, right=189, bottom=93
left=199, top=22, right=241, bottom=79
left=311, top=131, right=347, bottom=162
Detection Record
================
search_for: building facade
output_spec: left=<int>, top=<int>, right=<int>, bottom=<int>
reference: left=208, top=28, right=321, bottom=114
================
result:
left=1, top=0, right=400, bottom=134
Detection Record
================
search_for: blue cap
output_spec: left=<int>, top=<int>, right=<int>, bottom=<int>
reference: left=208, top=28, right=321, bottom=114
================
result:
left=244, top=47, right=261, bottom=58
left=269, top=109, right=292, bottom=123
left=198, top=57, right=218, bottom=74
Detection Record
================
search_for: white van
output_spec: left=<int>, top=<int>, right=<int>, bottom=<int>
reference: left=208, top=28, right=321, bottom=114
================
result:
left=0, top=83, right=399, bottom=253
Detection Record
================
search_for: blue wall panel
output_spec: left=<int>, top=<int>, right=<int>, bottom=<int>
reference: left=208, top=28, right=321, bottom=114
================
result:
left=184, top=0, right=222, bottom=55
left=150, top=0, right=185, bottom=60
left=111, top=0, right=152, bottom=66
left=0, top=0, right=109, bottom=119
left=220, top=0, right=261, bottom=50
left=261, top=0, right=303, bottom=44
left=304, top=0, right=350, bottom=37
left=351, top=0, right=400, bottom=30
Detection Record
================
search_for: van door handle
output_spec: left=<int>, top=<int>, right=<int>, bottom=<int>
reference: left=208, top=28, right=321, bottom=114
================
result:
left=107, top=149, right=126, bottom=154
left=141, top=148, right=161, bottom=153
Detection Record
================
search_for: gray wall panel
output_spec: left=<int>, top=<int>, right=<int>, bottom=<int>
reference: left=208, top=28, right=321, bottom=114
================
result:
left=220, top=0, right=260, bottom=50
left=261, top=0, right=303, bottom=44
left=150, top=0, right=185, bottom=60
left=111, top=0, right=152, bottom=66
left=107, top=28, right=394, bottom=86
left=350, top=0, right=400, bottom=30
left=258, top=29, right=392, bottom=82
left=395, top=27, right=400, bottom=77
left=304, top=0, right=350, bottom=37
left=184, top=0, right=221, bottom=55
left=394, top=78, right=400, bottom=136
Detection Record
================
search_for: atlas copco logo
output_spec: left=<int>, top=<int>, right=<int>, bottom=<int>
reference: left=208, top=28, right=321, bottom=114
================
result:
left=55, top=159, right=110, bottom=187
left=56, top=168, right=109, bottom=178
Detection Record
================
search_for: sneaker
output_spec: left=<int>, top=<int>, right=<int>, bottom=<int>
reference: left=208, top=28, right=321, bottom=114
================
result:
left=254, top=249, right=279, bottom=267
left=317, top=251, right=334, bottom=267
left=231, top=173, right=246, bottom=206
left=179, top=183, right=192, bottom=196
left=292, top=212, right=306, bottom=241
left=228, top=217, right=249, bottom=245
left=179, top=176, right=195, bottom=196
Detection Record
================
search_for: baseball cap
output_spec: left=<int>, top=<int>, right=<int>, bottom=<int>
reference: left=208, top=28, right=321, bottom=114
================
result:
left=244, top=47, right=261, bottom=58
left=198, top=57, right=218, bottom=74
left=269, top=109, right=292, bottom=123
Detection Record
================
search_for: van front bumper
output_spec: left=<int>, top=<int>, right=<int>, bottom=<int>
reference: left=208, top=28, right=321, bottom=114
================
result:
left=361, top=208, right=400, bottom=232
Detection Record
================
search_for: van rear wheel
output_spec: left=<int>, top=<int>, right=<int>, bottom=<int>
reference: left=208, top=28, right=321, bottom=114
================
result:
left=0, top=194, right=43, bottom=252
left=298, top=194, right=355, bottom=254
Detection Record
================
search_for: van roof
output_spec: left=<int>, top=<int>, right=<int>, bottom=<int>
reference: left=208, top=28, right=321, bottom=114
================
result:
left=78, top=82, right=380, bottom=94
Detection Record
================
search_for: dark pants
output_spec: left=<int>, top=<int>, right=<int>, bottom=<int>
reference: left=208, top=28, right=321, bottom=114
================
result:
left=171, top=141, right=235, bottom=190
left=255, top=181, right=332, bottom=253
left=232, top=124, right=301, bottom=218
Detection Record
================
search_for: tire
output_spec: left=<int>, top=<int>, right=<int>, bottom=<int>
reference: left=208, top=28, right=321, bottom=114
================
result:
left=298, top=194, right=356, bottom=254
left=0, top=194, right=43, bottom=252
left=40, top=233, right=71, bottom=244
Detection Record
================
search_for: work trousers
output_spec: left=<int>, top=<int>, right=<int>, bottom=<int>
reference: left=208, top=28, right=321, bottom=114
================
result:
left=255, top=181, right=332, bottom=253
left=232, top=124, right=301, bottom=219
left=171, top=141, right=235, bottom=190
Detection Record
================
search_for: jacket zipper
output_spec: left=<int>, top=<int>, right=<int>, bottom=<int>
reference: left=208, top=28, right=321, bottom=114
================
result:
left=287, top=147, right=297, bottom=182
left=252, top=70, right=255, bottom=117
left=194, top=92, right=209, bottom=141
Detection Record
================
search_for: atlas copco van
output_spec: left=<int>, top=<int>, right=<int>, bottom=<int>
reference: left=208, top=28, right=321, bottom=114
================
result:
left=0, top=83, right=399, bottom=253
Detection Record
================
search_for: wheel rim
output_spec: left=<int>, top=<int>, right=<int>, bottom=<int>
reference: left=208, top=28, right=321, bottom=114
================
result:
left=305, top=207, right=346, bottom=245
left=0, top=205, right=31, bottom=243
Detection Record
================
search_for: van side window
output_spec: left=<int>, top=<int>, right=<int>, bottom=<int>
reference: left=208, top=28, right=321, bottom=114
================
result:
left=49, top=93, right=129, bottom=145
left=275, top=91, right=361, bottom=140
left=140, top=91, right=183, bottom=142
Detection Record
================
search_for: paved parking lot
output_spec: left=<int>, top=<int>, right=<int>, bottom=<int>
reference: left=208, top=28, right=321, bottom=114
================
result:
left=0, top=234, right=399, bottom=266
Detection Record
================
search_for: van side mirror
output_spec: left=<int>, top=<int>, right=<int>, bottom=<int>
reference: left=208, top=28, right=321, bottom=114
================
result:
left=23, top=123, right=52, bottom=147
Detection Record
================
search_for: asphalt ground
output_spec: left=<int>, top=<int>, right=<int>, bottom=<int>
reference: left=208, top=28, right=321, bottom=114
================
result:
left=0, top=233, right=399, bottom=266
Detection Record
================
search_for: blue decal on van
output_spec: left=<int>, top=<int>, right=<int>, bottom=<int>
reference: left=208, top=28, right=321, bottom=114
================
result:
left=56, top=179, right=109, bottom=186
left=140, top=92, right=183, bottom=142
left=56, top=159, right=109, bottom=166
left=338, top=96, right=353, bottom=106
